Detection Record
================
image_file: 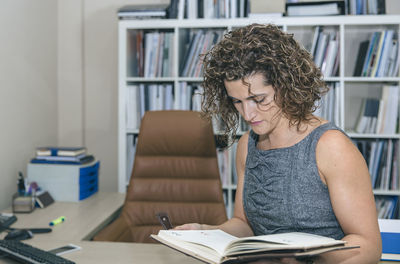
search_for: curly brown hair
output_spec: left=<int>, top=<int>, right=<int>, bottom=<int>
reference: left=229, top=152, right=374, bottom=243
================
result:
left=201, top=23, right=328, bottom=142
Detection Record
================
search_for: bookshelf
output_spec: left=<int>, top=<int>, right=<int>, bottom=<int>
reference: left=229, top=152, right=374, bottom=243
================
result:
left=118, top=15, right=400, bottom=219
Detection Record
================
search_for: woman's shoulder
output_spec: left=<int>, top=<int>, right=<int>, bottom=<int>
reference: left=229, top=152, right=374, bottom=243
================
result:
left=317, top=127, right=358, bottom=165
left=309, top=119, right=347, bottom=143
left=318, top=126, right=351, bottom=148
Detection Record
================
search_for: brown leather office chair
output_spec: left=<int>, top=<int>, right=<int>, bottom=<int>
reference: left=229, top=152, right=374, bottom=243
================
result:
left=93, top=110, right=228, bottom=243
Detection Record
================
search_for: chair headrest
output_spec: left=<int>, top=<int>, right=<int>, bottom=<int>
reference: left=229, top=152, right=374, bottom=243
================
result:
left=136, top=111, right=216, bottom=157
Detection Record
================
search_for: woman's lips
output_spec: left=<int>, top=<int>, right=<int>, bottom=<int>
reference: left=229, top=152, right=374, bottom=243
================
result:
left=250, top=121, right=262, bottom=126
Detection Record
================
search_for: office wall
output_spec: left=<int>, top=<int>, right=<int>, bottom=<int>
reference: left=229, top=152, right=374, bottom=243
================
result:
left=0, top=1, right=58, bottom=210
left=58, top=0, right=168, bottom=192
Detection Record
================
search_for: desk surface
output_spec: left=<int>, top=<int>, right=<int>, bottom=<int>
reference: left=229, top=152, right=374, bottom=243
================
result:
left=2, top=240, right=199, bottom=264
left=3, top=192, right=125, bottom=242
left=0, top=192, right=198, bottom=264
left=0, top=192, right=397, bottom=264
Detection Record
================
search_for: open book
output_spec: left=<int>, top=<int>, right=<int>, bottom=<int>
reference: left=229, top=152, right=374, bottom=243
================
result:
left=151, top=230, right=359, bottom=264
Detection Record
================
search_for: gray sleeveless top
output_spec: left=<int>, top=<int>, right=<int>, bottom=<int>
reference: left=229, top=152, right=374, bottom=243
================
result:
left=243, top=122, right=345, bottom=240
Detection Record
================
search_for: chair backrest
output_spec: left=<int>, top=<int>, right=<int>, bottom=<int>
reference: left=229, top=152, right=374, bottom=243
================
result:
left=122, top=110, right=227, bottom=242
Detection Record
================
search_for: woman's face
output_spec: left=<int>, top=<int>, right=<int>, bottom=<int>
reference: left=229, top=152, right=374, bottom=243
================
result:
left=224, top=73, right=283, bottom=135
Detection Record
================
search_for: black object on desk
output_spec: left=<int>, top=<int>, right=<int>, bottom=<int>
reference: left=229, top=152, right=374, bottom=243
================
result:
left=4, top=229, right=33, bottom=241
left=0, top=213, right=17, bottom=233
left=4, top=228, right=52, bottom=241
left=0, top=239, right=75, bottom=264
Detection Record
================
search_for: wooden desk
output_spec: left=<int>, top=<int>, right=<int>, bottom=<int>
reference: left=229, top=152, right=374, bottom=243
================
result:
left=0, top=192, right=198, bottom=263
left=0, top=192, right=396, bottom=263
left=2, top=192, right=125, bottom=242
left=4, top=240, right=199, bottom=264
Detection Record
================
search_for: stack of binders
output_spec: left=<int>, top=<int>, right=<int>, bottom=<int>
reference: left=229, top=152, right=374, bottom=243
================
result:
left=30, top=147, right=94, bottom=165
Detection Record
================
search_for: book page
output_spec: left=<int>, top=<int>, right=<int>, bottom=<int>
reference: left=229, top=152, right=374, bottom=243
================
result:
left=225, top=232, right=345, bottom=255
left=158, top=229, right=238, bottom=256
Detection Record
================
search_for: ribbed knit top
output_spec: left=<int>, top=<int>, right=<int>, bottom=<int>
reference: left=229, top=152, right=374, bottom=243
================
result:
left=243, top=122, right=345, bottom=240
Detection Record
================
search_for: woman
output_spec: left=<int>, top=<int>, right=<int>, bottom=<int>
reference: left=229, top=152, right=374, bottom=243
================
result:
left=175, top=24, right=381, bottom=263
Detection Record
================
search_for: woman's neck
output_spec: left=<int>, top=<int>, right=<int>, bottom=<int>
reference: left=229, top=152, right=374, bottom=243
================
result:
left=257, top=117, right=324, bottom=150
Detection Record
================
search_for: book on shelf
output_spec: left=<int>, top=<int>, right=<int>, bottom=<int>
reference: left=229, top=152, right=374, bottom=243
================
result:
left=385, top=0, right=400, bottom=14
left=353, top=40, right=370, bottom=76
left=248, top=0, right=285, bottom=18
left=128, top=82, right=203, bottom=121
left=361, top=31, right=380, bottom=77
left=354, top=85, right=399, bottom=135
left=355, top=98, right=380, bottom=134
left=127, top=30, right=144, bottom=77
left=217, top=148, right=230, bottom=186
left=370, top=30, right=388, bottom=77
left=361, top=30, right=399, bottom=77
left=143, top=31, right=174, bottom=78
left=36, top=147, right=86, bottom=157
left=285, top=1, right=345, bottom=16
left=375, top=196, right=399, bottom=219
left=377, top=85, right=399, bottom=134
left=347, top=0, right=386, bottom=15
left=370, top=140, right=385, bottom=187
left=180, top=29, right=224, bottom=77
left=376, top=30, right=394, bottom=77
left=320, top=32, right=339, bottom=77
left=179, top=0, right=219, bottom=19
left=356, top=138, right=399, bottom=191
left=117, top=4, right=169, bottom=19
left=126, top=85, right=141, bottom=130
left=191, top=85, right=203, bottom=112
left=152, top=230, right=358, bottom=264
left=166, top=0, right=179, bottom=18
left=314, top=82, right=340, bottom=125
left=387, top=39, right=399, bottom=77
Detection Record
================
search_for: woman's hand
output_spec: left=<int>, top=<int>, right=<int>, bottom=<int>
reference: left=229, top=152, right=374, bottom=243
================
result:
left=173, top=223, right=203, bottom=230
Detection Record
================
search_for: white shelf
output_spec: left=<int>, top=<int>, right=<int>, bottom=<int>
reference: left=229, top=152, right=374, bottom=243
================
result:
left=118, top=15, right=400, bottom=28
left=118, top=15, right=400, bottom=219
left=344, top=77, right=400, bottom=82
left=374, top=190, right=400, bottom=196
left=347, top=133, right=400, bottom=139
left=126, top=77, right=175, bottom=82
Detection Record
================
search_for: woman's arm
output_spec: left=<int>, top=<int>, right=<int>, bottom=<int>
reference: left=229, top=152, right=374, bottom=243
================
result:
left=175, top=133, right=254, bottom=237
left=315, top=130, right=382, bottom=264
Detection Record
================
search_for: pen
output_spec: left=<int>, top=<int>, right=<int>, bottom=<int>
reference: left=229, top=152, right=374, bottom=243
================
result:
left=156, top=212, right=173, bottom=230
left=49, top=216, right=65, bottom=226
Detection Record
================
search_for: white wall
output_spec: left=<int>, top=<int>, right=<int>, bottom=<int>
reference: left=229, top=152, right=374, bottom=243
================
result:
left=0, top=0, right=58, bottom=210
left=58, top=0, right=168, bottom=193
left=0, top=0, right=169, bottom=210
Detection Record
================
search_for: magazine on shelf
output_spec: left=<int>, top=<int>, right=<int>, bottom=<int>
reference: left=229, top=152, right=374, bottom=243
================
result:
left=285, top=1, right=345, bottom=16
left=117, top=4, right=168, bottom=19
left=151, top=230, right=359, bottom=264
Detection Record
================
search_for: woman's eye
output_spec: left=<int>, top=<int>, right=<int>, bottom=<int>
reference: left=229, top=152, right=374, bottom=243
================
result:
left=231, top=99, right=241, bottom=104
left=253, top=96, right=266, bottom=104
